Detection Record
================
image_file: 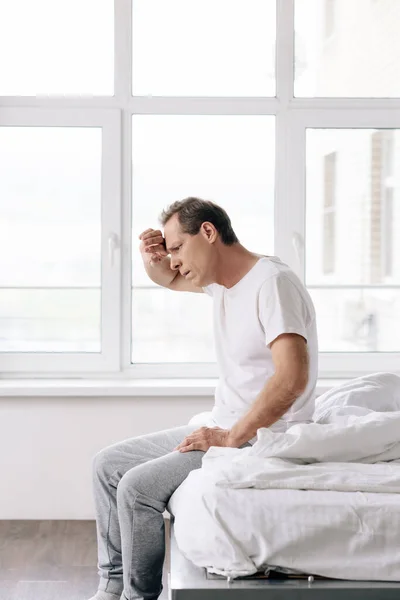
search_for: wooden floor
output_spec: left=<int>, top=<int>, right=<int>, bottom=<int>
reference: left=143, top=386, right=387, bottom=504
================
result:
left=0, top=520, right=170, bottom=600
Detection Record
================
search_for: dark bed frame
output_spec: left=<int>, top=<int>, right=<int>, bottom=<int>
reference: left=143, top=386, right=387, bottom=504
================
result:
left=167, top=517, right=400, bottom=600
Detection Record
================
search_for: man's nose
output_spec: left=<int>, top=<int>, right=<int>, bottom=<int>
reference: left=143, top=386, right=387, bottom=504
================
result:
left=170, top=257, right=181, bottom=271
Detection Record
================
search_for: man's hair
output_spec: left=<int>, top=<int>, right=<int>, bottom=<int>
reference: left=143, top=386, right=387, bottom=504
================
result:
left=159, top=197, right=239, bottom=245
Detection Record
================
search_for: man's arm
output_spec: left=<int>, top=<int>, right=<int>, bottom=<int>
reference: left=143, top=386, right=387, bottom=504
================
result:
left=144, top=254, right=204, bottom=293
left=139, top=228, right=203, bottom=293
left=226, top=333, right=309, bottom=447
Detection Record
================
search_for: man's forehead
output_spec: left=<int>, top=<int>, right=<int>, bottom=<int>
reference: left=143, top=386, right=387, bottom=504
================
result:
left=164, top=217, right=182, bottom=251
left=164, top=234, right=182, bottom=252
left=164, top=237, right=176, bottom=252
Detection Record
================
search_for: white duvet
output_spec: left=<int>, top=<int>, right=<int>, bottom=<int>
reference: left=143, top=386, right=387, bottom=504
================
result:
left=169, top=372, right=400, bottom=581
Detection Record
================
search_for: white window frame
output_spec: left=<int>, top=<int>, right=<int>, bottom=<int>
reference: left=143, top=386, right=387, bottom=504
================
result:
left=285, top=108, right=400, bottom=377
left=0, top=108, right=122, bottom=374
left=0, top=0, right=399, bottom=379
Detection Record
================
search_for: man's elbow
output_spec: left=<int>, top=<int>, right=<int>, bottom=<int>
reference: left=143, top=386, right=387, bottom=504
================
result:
left=291, top=374, right=309, bottom=396
left=280, top=372, right=309, bottom=397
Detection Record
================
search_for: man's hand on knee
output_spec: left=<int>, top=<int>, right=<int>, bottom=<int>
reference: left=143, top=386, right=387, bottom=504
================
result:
left=173, top=426, right=230, bottom=453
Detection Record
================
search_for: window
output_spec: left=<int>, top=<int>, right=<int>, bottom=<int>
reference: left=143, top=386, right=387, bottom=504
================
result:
left=295, top=0, right=400, bottom=97
left=132, top=0, right=276, bottom=97
left=0, top=126, right=102, bottom=353
left=0, top=0, right=114, bottom=96
left=0, top=109, right=121, bottom=373
left=1, top=0, right=400, bottom=379
left=131, top=115, right=275, bottom=363
left=305, top=126, right=400, bottom=360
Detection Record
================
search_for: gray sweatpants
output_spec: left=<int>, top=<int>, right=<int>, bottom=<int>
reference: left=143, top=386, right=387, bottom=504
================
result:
left=92, top=424, right=251, bottom=600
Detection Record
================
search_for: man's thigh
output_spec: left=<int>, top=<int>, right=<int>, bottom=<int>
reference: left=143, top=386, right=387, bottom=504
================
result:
left=118, top=424, right=200, bottom=461
left=117, top=429, right=252, bottom=506
left=99, top=424, right=201, bottom=488
left=117, top=438, right=206, bottom=505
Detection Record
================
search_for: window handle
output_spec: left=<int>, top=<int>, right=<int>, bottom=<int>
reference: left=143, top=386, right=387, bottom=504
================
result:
left=108, top=232, right=120, bottom=267
left=292, top=232, right=304, bottom=266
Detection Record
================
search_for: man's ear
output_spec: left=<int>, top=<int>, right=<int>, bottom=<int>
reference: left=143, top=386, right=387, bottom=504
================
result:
left=201, top=221, right=218, bottom=243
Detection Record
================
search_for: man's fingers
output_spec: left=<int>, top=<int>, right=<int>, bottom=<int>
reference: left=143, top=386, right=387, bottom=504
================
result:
left=149, top=237, right=163, bottom=244
left=144, top=242, right=168, bottom=255
left=141, top=230, right=164, bottom=242
left=173, top=427, right=226, bottom=454
left=144, top=235, right=163, bottom=245
left=174, top=435, right=194, bottom=451
left=180, top=437, right=192, bottom=446
left=144, top=244, right=164, bottom=253
left=174, top=429, right=209, bottom=452
left=138, top=228, right=154, bottom=239
left=179, top=444, right=195, bottom=453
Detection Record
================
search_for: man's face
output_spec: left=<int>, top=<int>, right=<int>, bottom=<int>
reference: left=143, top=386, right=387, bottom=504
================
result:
left=163, top=214, right=215, bottom=287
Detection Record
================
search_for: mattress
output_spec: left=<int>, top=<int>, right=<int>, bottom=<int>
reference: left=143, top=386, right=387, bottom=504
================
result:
left=167, top=469, right=400, bottom=582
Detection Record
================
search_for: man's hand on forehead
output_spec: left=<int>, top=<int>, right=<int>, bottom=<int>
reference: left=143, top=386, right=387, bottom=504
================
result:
left=139, top=229, right=168, bottom=261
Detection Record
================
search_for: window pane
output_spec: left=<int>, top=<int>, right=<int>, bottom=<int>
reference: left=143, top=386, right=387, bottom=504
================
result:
left=132, top=0, right=276, bottom=96
left=295, top=0, right=400, bottom=97
left=132, top=288, right=215, bottom=363
left=0, top=0, right=114, bottom=95
left=306, top=129, right=400, bottom=285
left=310, top=288, right=400, bottom=352
left=0, top=289, right=100, bottom=352
left=306, top=129, right=400, bottom=352
left=0, top=127, right=102, bottom=352
left=132, top=115, right=275, bottom=363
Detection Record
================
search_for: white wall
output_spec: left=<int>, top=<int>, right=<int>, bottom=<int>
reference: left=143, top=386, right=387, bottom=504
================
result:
left=0, top=396, right=213, bottom=519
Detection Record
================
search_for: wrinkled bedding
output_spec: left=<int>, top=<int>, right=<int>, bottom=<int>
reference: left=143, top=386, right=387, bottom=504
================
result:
left=168, top=372, right=400, bottom=581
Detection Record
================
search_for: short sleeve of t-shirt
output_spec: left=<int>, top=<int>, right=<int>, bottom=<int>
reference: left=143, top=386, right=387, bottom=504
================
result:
left=259, top=274, right=310, bottom=348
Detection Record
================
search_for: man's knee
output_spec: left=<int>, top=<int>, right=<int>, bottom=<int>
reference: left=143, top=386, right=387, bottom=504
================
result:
left=117, top=464, right=148, bottom=497
left=92, top=445, right=119, bottom=480
left=119, top=459, right=174, bottom=501
left=116, top=466, right=168, bottom=514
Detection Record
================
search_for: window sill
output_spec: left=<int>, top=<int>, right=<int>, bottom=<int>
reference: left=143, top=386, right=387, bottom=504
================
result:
left=0, top=378, right=347, bottom=397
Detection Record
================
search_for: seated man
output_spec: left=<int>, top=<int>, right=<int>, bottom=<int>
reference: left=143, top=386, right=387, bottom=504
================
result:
left=89, top=196, right=318, bottom=600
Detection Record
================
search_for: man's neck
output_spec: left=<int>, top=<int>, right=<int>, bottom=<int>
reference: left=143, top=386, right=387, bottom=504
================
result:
left=215, top=246, right=262, bottom=289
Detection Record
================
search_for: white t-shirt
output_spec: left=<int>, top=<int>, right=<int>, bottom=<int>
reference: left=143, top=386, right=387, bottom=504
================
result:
left=202, top=255, right=319, bottom=445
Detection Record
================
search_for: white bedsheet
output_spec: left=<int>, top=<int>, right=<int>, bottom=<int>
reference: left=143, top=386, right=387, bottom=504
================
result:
left=168, top=474, right=400, bottom=581
left=169, top=372, right=400, bottom=581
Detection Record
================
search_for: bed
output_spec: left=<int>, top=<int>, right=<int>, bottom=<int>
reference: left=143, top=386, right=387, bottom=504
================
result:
left=167, top=517, right=400, bottom=600
left=166, top=373, right=400, bottom=598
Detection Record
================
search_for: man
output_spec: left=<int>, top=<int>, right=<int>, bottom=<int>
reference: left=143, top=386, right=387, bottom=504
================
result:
left=89, top=197, right=318, bottom=600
